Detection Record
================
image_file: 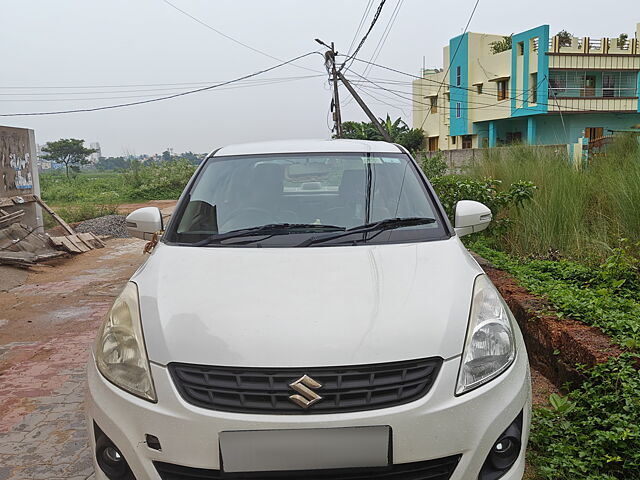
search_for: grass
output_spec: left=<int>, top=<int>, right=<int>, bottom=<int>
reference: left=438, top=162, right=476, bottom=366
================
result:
left=469, top=135, right=640, bottom=262
left=40, top=160, right=196, bottom=223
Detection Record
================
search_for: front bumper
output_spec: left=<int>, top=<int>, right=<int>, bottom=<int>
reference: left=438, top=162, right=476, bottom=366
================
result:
left=86, top=350, right=531, bottom=480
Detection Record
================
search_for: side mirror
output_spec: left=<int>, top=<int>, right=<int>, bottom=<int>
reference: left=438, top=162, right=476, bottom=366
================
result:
left=126, top=207, right=163, bottom=240
left=454, top=200, right=492, bottom=237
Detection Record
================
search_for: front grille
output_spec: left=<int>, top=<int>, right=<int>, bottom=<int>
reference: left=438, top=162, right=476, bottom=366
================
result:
left=154, top=455, right=461, bottom=480
left=169, top=357, right=442, bottom=414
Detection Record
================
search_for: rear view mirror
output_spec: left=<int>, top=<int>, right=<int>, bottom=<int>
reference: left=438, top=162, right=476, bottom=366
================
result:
left=126, top=207, right=163, bottom=240
left=454, top=200, right=492, bottom=237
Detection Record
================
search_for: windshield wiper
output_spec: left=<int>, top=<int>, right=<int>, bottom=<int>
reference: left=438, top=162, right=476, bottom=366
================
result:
left=297, top=217, right=436, bottom=247
left=193, top=223, right=345, bottom=246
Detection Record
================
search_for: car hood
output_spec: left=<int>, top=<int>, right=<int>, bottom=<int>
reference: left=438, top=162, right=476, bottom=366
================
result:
left=134, top=237, right=483, bottom=367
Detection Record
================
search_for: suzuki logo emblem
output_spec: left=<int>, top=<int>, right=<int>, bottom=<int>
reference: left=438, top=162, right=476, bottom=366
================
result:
left=288, top=375, right=323, bottom=409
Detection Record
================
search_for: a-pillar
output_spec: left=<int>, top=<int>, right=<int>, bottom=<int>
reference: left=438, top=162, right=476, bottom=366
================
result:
left=527, top=117, right=536, bottom=145
left=489, top=121, right=497, bottom=148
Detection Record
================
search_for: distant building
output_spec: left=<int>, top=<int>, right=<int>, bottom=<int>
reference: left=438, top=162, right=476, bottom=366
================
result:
left=89, top=142, right=102, bottom=164
left=413, top=22, right=640, bottom=152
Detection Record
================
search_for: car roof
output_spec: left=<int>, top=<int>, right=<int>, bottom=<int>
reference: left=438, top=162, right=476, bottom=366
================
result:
left=211, top=139, right=403, bottom=157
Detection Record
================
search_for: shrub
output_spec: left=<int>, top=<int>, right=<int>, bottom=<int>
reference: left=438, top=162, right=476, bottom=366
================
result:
left=122, top=160, right=196, bottom=200
left=419, top=152, right=448, bottom=179
left=530, top=355, right=640, bottom=479
left=430, top=174, right=535, bottom=224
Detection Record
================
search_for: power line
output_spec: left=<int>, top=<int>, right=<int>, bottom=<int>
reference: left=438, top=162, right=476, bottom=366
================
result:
left=0, top=52, right=320, bottom=117
left=0, top=75, right=324, bottom=91
left=361, top=0, right=404, bottom=78
left=0, top=75, right=323, bottom=101
left=420, top=0, right=480, bottom=130
left=339, top=0, right=388, bottom=72
left=160, top=0, right=320, bottom=73
left=346, top=0, right=375, bottom=56
left=348, top=56, right=611, bottom=114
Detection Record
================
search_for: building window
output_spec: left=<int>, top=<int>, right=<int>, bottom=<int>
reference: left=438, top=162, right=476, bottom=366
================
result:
left=476, top=83, right=483, bottom=94
left=456, top=66, right=461, bottom=87
left=585, top=127, right=604, bottom=140
left=451, top=136, right=457, bottom=145
left=497, top=80, right=508, bottom=101
left=462, top=135, right=472, bottom=149
left=430, top=96, right=438, bottom=114
left=428, top=136, right=439, bottom=151
left=456, top=102, right=461, bottom=118
left=517, top=41, right=525, bottom=56
left=530, top=73, right=538, bottom=104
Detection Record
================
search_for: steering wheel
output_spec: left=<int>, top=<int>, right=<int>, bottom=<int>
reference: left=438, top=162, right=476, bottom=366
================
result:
left=219, top=207, right=272, bottom=231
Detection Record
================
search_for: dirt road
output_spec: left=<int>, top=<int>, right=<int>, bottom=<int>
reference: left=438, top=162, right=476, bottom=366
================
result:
left=0, top=238, right=146, bottom=480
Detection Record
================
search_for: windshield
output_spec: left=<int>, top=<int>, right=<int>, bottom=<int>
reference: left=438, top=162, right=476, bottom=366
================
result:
left=165, top=152, right=447, bottom=247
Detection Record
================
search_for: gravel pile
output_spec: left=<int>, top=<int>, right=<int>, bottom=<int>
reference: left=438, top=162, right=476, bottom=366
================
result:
left=76, top=215, right=130, bottom=238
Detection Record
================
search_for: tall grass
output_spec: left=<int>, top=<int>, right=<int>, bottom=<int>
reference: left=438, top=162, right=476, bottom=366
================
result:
left=471, top=136, right=640, bottom=261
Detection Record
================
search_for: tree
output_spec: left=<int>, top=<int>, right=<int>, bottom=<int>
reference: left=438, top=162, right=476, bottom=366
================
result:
left=617, top=33, right=629, bottom=49
left=340, top=115, right=425, bottom=153
left=490, top=35, right=512, bottom=54
left=41, top=139, right=97, bottom=179
left=557, top=30, right=573, bottom=47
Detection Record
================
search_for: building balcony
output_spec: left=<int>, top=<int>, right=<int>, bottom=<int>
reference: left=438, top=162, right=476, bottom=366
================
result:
left=547, top=96, right=638, bottom=113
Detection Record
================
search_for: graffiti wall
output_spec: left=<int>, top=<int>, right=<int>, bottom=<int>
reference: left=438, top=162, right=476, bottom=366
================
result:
left=0, top=125, right=42, bottom=230
left=1, top=126, right=35, bottom=196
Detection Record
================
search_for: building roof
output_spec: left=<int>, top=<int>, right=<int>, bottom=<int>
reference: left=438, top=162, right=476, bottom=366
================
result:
left=212, top=139, right=402, bottom=157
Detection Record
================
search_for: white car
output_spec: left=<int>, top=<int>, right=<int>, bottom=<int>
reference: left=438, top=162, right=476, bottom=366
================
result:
left=86, top=139, right=531, bottom=480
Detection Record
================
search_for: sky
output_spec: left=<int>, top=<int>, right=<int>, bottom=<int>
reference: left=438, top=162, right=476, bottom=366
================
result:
left=2, top=0, right=638, bottom=156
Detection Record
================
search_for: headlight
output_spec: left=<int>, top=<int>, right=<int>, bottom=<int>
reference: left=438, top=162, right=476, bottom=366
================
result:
left=95, top=282, right=156, bottom=402
left=456, top=275, right=516, bottom=395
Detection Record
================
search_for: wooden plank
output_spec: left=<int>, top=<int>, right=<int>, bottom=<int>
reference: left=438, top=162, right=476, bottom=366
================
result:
left=59, top=237, right=82, bottom=253
left=0, top=211, right=25, bottom=228
left=33, top=196, right=75, bottom=235
left=77, top=232, right=105, bottom=249
left=66, top=234, right=90, bottom=252
left=0, top=251, right=38, bottom=266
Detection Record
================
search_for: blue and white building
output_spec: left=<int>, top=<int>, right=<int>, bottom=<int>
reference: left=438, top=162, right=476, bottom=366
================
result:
left=413, top=23, right=640, bottom=153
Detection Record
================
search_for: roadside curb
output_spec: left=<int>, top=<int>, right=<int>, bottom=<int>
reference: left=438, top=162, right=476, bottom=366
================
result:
left=473, top=254, right=623, bottom=389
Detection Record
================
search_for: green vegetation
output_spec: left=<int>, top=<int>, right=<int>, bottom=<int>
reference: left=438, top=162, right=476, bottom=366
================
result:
left=470, top=138, right=640, bottom=262
left=419, top=137, right=640, bottom=479
left=40, top=138, right=97, bottom=180
left=41, top=160, right=196, bottom=222
left=341, top=115, right=425, bottom=153
left=470, top=241, right=640, bottom=348
left=531, top=356, right=640, bottom=479
left=489, top=35, right=513, bottom=54
left=468, top=241, right=640, bottom=479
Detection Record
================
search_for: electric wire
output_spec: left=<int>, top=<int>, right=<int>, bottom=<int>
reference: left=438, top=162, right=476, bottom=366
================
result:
left=0, top=51, right=321, bottom=117
left=347, top=56, right=617, bottom=114
left=0, top=75, right=324, bottom=102
left=420, top=0, right=480, bottom=130
left=160, top=0, right=320, bottom=73
left=339, top=0, right=388, bottom=72
left=346, top=0, right=375, bottom=56
left=361, top=0, right=404, bottom=78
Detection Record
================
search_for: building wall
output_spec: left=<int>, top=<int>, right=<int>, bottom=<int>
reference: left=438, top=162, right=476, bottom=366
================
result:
left=0, top=125, right=42, bottom=230
left=414, top=22, right=640, bottom=151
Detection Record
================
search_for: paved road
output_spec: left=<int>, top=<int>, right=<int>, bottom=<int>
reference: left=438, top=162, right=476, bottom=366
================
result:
left=0, top=238, right=146, bottom=480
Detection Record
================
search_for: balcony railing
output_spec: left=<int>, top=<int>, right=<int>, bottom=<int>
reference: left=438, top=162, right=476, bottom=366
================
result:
left=548, top=87, right=638, bottom=98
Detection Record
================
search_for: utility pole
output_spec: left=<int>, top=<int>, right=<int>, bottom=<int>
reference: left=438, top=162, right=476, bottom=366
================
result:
left=315, top=38, right=392, bottom=143
left=335, top=70, right=392, bottom=142
left=316, top=40, right=343, bottom=138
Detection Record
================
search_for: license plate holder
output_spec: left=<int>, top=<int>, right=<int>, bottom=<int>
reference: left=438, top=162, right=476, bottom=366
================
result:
left=219, top=426, right=391, bottom=473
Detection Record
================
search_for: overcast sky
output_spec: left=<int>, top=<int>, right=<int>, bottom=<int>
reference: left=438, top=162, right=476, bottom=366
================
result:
left=2, top=0, right=638, bottom=156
